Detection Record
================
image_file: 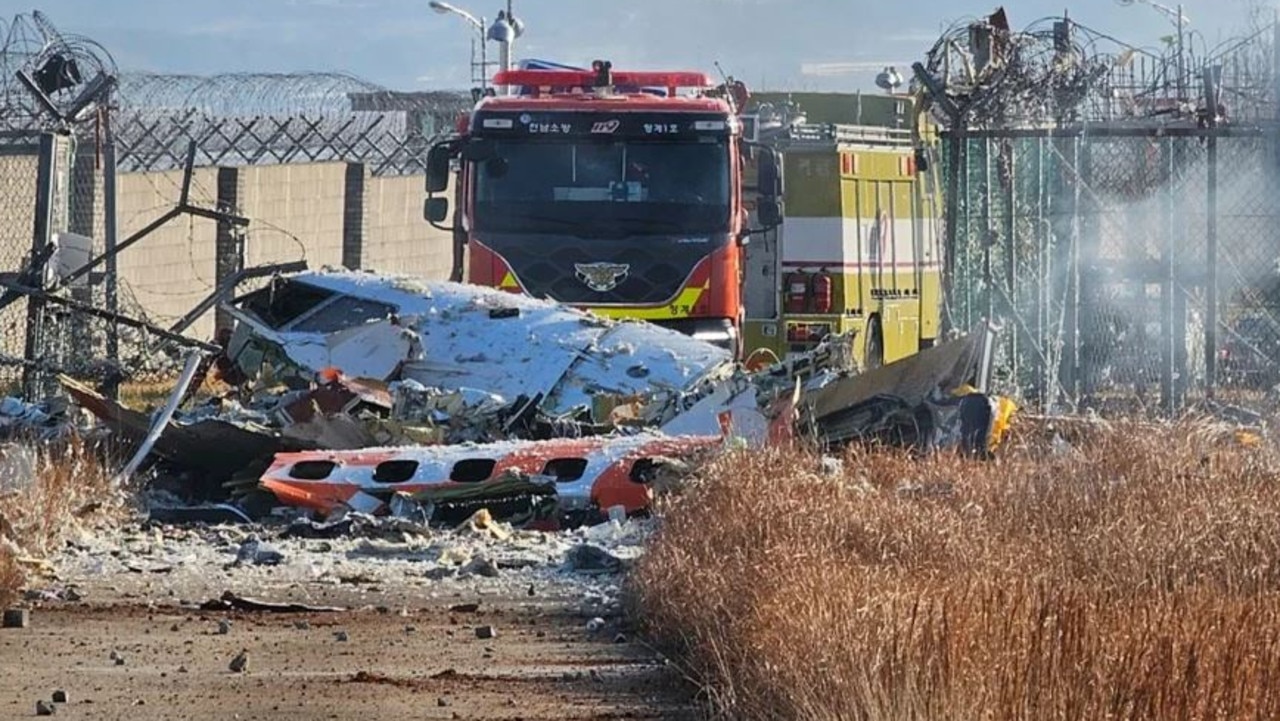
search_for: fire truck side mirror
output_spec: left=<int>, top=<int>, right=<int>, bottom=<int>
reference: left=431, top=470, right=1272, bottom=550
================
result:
left=757, top=147, right=784, bottom=199
left=757, top=198, right=783, bottom=229
left=424, top=197, right=450, bottom=224
left=425, top=144, right=452, bottom=193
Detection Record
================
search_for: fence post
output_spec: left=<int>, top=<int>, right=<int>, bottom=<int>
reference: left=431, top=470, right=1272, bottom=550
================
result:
left=943, top=130, right=963, bottom=333
left=214, top=167, right=241, bottom=335
left=1003, top=140, right=1018, bottom=388
left=1274, top=14, right=1280, bottom=121
left=1035, top=137, right=1047, bottom=408
left=1065, top=136, right=1083, bottom=407
left=67, top=145, right=96, bottom=384
left=102, top=109, right=121, bottom=400
left=1203, top=65, right=1222, bottom=399
left=342, top=162, right=365, bottom=271
left=22, top=133, right=57, bottom=399
left=982, top=137, right=995, bottom=327
left=1160, top=138, right=1176, bottom=413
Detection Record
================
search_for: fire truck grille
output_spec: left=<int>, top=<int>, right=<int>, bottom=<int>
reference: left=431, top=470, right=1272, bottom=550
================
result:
left=486, top=237, right=714, bottom=306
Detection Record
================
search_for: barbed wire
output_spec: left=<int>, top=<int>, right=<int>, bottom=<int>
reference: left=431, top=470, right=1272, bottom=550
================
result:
left=115, top=72, right=468, bottom=118
left=0, top=10, right=118, bottom=132
left=110, top=73, right=472, bottom=175
left=918, top=12, right=1278, bottom=129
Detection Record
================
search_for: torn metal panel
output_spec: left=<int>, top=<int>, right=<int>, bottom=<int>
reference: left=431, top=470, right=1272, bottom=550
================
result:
left=815, top=390, right=1014, bottom=458
left=258, top=431, right=723, bottom=519
left=276, top=374, right=392, bottom=426
left=280, top=412, right=380, bottom=450
left=805, top=324, right=997, bottom=423
left=60, top=376, right=302, bottom=482
left=118, top=350, right=205, bottom=481
left=659, top=374, right=797, bottom=447
left=800, top=326, right=1013, bottom=454
left=227, top=271, right=732, bottom=418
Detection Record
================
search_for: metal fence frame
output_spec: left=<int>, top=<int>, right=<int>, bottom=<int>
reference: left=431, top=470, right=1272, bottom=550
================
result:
left=943, top=123, right=1280, bottom=415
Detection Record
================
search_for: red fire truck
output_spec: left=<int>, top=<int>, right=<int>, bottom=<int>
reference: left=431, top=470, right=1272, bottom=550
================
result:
left=424, top=61, right=782, bottom=354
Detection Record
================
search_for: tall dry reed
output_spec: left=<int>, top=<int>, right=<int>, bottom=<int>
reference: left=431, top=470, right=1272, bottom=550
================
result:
left=632, top=420, right=1280, bottom=720
left=0, top=436, right=123, bottom=605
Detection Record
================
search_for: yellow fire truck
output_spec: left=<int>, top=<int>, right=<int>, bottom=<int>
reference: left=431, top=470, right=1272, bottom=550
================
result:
left=740, top=92, right=944, bottom=369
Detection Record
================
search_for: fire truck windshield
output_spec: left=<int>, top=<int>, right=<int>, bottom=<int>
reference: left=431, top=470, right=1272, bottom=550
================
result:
left=473, top=139, right=730, bottom=237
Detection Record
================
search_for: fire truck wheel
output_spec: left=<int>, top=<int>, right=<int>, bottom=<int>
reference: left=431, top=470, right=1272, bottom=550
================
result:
left=865, top=316, right=884, bottom=370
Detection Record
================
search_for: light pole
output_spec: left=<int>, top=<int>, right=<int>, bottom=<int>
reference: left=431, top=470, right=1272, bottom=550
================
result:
left=429, top=0, right=488, bottom=91
left=1116, top=0, right=1190, bottom=100
left=485, top=1, right=525, bottom=95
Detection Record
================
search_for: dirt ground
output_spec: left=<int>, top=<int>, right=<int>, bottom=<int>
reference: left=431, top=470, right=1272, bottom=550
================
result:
left=0, top=527, right=698, bottom=720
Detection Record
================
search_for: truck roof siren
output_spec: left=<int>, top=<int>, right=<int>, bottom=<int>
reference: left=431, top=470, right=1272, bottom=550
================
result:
left=591, top=60, right=613, bottom=89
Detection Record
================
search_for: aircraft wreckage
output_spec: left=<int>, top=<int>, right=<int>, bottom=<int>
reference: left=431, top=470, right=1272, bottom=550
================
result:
left=64, top=269, right=1013, bottom=526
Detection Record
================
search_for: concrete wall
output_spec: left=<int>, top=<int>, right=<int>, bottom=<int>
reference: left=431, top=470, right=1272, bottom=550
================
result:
left=362, top=173, right=456, bottom=279
left=239, top=163, right=347, bottom=270
left=0, top=158, right=454, bottom=352
left=116, top=168, right=221, bottom=339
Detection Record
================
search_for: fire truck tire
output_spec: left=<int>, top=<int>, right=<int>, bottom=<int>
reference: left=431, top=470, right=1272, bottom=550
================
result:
left=865, top=315, right=884, bottom=370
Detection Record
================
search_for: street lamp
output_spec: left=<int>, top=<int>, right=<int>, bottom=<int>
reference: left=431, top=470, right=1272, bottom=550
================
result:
left=429, top=0, right=488, bottom=91
left=486, top=3, right=525, bottom=95
left=1116, top=0, right=1190, bottom=99
left=430, top=1, right=526, bottom=95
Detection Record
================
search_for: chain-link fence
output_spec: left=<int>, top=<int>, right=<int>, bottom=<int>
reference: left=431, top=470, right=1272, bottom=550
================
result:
left=944, top=127, right=1280, bottom=415
left=0, top=131, right=43, bottom=393
left=114, top=74, right=471, bottom=177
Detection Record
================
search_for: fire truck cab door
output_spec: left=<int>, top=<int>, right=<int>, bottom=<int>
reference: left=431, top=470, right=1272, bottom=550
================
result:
left=742, top=225, right=780, bottom=320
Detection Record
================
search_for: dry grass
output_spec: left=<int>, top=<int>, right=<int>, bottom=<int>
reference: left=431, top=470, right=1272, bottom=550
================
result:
left=0, top=436, right=125, bottom=605
left=632, top=419, right=1280, bottom=720
left=0, top=544, right=20, bottom=609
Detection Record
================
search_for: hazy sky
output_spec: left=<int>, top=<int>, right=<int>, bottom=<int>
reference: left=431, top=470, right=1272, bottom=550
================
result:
left=10, top=0, right=1273, bottom=91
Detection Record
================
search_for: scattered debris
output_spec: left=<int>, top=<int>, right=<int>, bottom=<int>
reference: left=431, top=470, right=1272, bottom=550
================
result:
left=124, top=561, right=175, bottom=574
left=229, top=649, right=249, bottom=673
left=804, top=324, right=1014, bottom=455
left=231, top=536, right=285, bottom=567
left=61, top=376, right=297, bottom=500
left=0, top=396, right=84, bottom=442
left=818, top=456, right=843, bottom=477
left=2, top=608, right=30, bottom=628
left=147, top=503, right=253, bottom=525
left=461, top=556, right=501, bottom=578
left=566, top=545, right=625, bottom=575
left=198, top=591, right=344, bottom=614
